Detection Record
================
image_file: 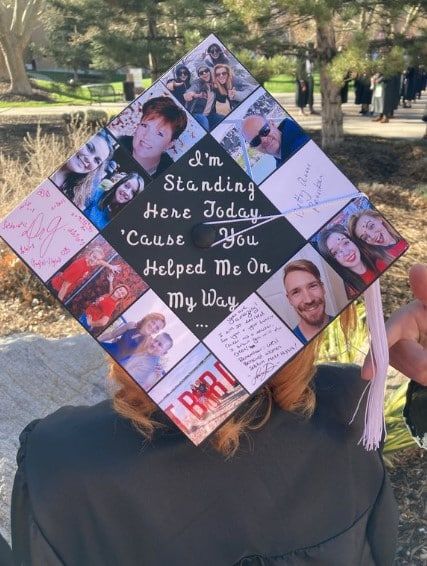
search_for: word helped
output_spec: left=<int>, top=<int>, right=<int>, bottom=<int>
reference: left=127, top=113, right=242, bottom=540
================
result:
left=143, top=258, right=206, bottom=280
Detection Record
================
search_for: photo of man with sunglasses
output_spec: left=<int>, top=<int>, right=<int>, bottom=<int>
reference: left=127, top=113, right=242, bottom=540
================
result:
left=241, top=113, right=310, bottom=169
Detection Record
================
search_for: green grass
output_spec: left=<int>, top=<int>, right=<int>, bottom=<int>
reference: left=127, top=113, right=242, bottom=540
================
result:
left=0, top=71, right=316, bottom=108
left=265, top=72, right=320, bottom=93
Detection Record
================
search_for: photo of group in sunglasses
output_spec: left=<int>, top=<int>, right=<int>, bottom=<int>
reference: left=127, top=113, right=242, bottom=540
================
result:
left=162, top=35, right=258, bottom=132
left=212, top=88, right=310, bottom=184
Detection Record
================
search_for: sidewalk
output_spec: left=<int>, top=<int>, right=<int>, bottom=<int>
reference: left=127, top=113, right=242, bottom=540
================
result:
left=0, top=92, right=425, bottom=139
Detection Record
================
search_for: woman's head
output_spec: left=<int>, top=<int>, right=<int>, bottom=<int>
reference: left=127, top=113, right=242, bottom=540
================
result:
left=317, top=224, right=378, bottom=292
left=87, top=246, right=105, bottom=265
left=137, top=313, right=166, bottom=336
left=207, top=43, right=225, bottom=62
left=111, top=285, right=129, bottom=301
left=348, top=209, right=399, bottom=247
left=197, top=65, right=213, bottom=84
left=213, top=64, right=233, bottom=91
left=175, top=64, right=191, bottom=84
left=64, top=131, right=114, bottom=175
left=99, top=173, right=144, bottom=213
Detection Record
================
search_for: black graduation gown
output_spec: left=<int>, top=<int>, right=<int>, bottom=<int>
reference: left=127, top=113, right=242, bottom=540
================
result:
left=10, top=364, right=398, bottom=565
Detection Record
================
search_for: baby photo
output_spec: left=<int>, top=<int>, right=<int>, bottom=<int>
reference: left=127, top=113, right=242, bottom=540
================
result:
left=257, top=244, right=350, bottom=345
left=107, top=82, right=206, bottom=178
left=211, top=88, right=310, bottom=184
left=311, top=196, right=408, bottom=300
left=98, top=289, right=199, bottom=391
left=149, top=343, right=249, bottom=445
left=66, top=252, right=149, bottom=337
left=162, top=34, right=258, bottom=132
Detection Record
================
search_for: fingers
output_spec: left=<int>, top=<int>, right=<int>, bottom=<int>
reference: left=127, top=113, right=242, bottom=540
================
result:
left=409, top=263, right=427, bottom=306
left=389, top=340, right=427, bottom=385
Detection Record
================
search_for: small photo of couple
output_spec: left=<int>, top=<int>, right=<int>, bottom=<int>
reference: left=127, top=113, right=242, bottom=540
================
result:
left=311, top=196, right=408, bottom=300
left=211, top=88, right=310, bottom=184
left=49, top=239, right=149, bottom=336
left=107, top=82, right=206, bottom=178
left=49, top=129, right=150, bottom=230
left=149, top=343, right=249, bottom=445
left=162, top=34, right=258, bottom=132
left=257, top=244, right=350, bottom=345
left=98, top=289, right=199, bottom=392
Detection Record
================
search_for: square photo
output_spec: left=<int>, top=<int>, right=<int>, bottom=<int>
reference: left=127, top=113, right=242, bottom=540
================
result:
left=310, top=196, right=408, bottom=300
left=212, top=88, right=310, bottom=184
left=49, top=129, right=117, bottom=211
left=66, top=251, right=149, bottom=337
left=259, top=140, right=360, bottom=239
left=0, top=179, right=96, bottom=282
left=98, top=289, right=199, bottom=391
left=47, top=235, right=122, bottom=305
left=162, top=34, right=258, bottom=132
left=149, top=343, right=249, bottom=445
left=107, top=82, right=206, bottom=178
left=257, top=244, right=350, bottom=345
left=204, top=294, right=303, bottom=393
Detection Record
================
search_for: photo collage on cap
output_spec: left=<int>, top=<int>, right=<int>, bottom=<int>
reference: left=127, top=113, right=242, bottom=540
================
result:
left=0, top=34, right=409, bottom=446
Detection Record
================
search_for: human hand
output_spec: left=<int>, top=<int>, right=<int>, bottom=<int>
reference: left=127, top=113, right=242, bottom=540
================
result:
left=362, top=264, right=427, bottom=385
left=109, top=264, right=121, bottom=274
left=107, top=272, right=114, bottom=284
left=228, top=87, right=236, bottom=100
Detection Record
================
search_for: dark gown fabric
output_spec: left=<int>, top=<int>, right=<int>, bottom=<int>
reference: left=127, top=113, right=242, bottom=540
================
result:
left=10, top=364, right=398, bottom=565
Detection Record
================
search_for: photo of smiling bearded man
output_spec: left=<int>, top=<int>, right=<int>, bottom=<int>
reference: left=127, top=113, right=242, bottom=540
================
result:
left=283, top=259, right=333, bottom=344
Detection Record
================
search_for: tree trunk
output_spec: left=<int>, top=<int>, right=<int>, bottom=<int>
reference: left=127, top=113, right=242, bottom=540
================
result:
left=147, top=12, right=159, bottom=82
left=0, top=51, right=8, bottom=81
left=316, top=20, right=343, bottom=149
left=0, top=35, right=33, bottom=95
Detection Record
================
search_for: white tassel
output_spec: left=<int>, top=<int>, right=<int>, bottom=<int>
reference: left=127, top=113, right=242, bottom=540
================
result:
left=356, top=280, right=389, bottom=450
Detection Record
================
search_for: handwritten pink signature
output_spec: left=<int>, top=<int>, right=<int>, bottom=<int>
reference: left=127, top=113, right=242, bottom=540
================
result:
left=22, top=212, right=67, bottom=258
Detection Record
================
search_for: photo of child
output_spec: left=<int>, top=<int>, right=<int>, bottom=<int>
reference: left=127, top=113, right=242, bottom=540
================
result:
left=149, top=343, right=249, bottom=445
left=98, top=289, right=198, bottom=391
left=311, top=196, right=408, bottom=299
left=211, top=88, right=309, bottom=183
left=107, top=82, right=206, bottom=177
left=162, top=34, right=258, bottom=132
left=47, top=235, right=121, bottom=303
left=66, top=251, right=149, bottom=336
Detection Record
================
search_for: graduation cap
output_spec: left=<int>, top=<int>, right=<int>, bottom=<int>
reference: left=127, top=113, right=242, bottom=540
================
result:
left=0, top=34, right=408, bottom=447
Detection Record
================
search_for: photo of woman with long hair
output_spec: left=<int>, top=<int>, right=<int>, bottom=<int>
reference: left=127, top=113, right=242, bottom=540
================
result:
left=348, top=208, right=408, bottom=259
left=316, top=224, right=382, bottom=298
left=50, top=130, right=115, bottom=210
left=166, top=64, right=191, bottom=107
left=84, top=172, right=145, bottom=230
left=212, top=64, right=254, bottom=118
left=99, top=313, right=166, bottom=364
left=183, top=64, right=220, bottom=130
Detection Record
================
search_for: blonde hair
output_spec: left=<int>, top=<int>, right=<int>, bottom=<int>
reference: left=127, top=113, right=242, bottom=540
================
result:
left=109, top=305, right=357, bottom=457
left=213, top=64, right=234, bottom=94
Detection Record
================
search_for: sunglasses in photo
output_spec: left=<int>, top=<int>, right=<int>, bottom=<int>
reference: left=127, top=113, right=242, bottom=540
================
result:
left=215, top=70, right=228, bottom=77
left=208, top=46, right=221, bottom=54
left=198, top=69, right=210, bottom=76
left=249, top=122, right=271, bottom=148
